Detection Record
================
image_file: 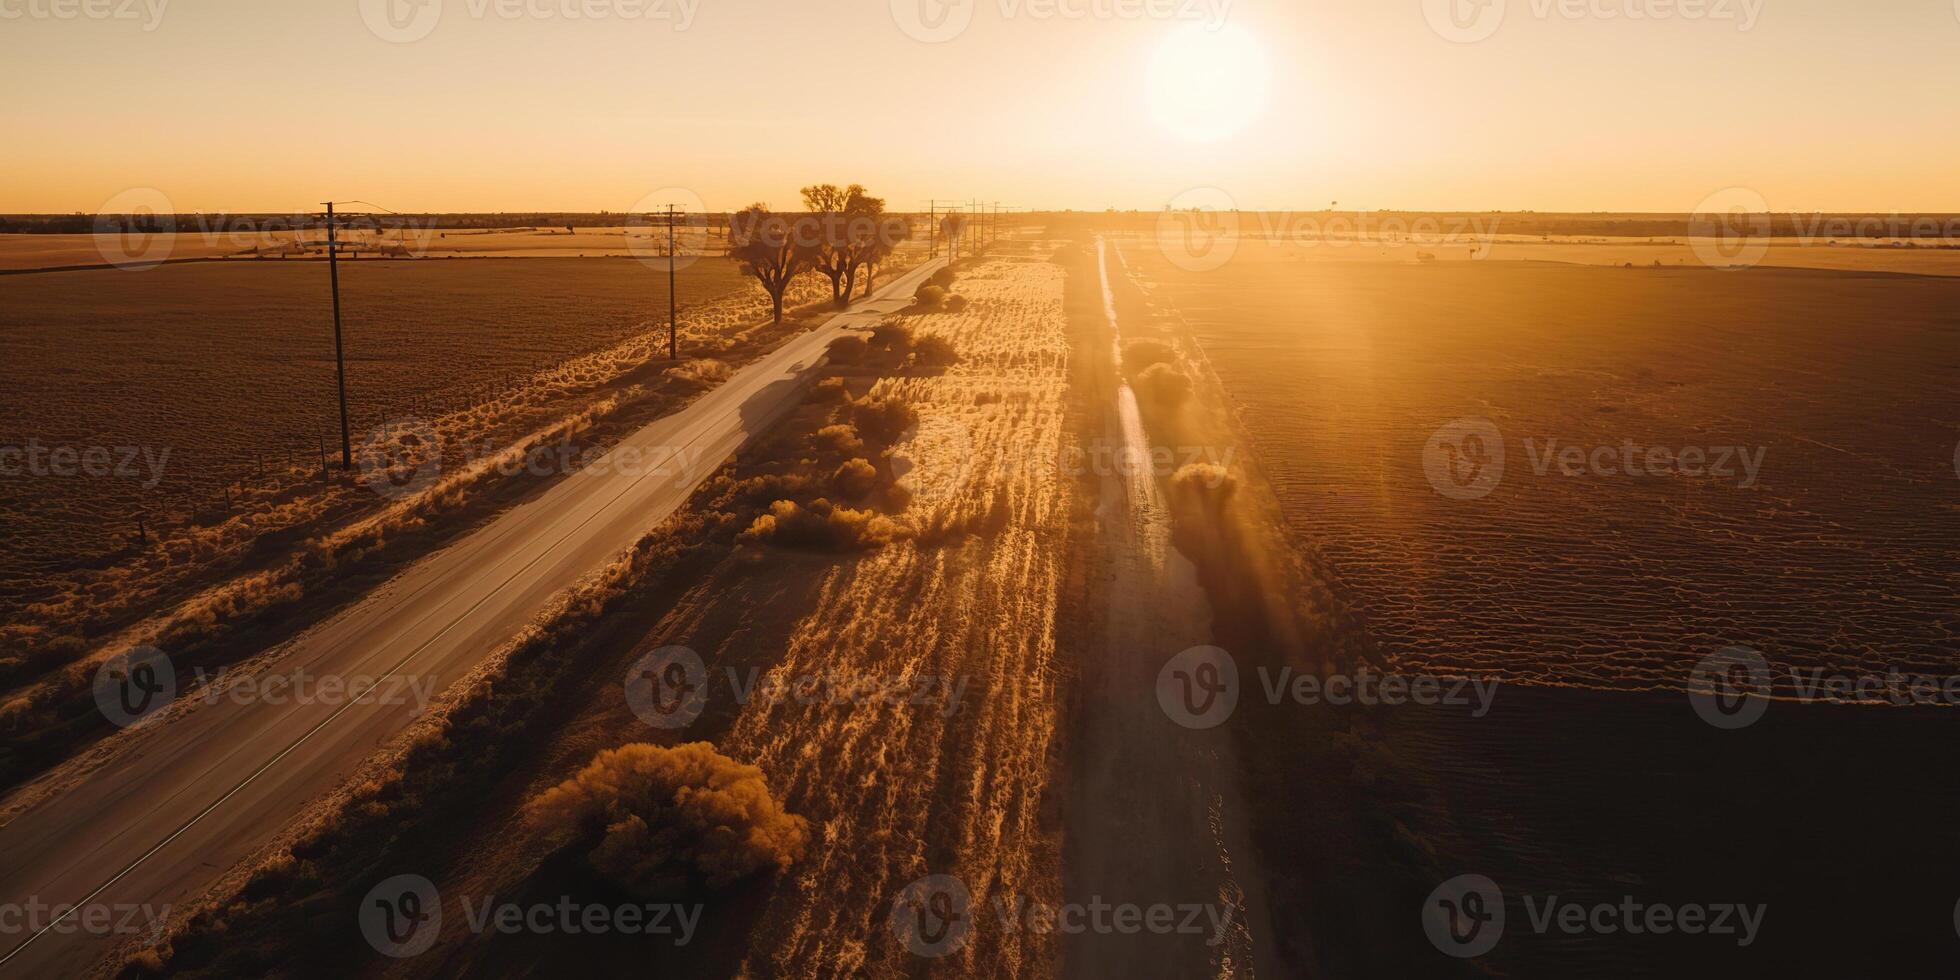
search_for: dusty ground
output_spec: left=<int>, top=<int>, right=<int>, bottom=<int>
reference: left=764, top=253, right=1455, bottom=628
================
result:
left=1120, top=242, right=1957, bottom=690
left=1109, top=230, right=1960, bottom=976
left=356, top=242, right=1080, bottom=979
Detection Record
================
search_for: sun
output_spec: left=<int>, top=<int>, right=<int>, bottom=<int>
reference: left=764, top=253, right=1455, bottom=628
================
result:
left=1146, top=23, right=1274, bottom=143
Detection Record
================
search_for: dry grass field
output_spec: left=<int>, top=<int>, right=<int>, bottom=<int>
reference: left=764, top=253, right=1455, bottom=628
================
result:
left=1118, top=240, right=1959, bottom=690
left=0, top=260, right=743, bottom=580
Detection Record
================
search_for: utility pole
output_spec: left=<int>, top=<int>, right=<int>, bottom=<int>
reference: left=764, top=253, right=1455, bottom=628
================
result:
left=665, top=203, right=679, bottom=360
left=324, top=201, right=352, bottom=470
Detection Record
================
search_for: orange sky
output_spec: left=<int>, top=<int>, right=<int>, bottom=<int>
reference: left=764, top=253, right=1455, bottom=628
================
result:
left=3, top=0, right=1958, bottom=214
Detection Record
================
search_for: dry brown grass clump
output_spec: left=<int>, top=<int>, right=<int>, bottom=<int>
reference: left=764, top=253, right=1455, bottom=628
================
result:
left=526, top=742, right=809, bottom=894
left=831, top=458, right=879, bottom=499
left=737, top=498, right=901, bottom=551
left=1132, top=362, right=1192, bottom=410
left=1124, top=338, right=1177, bottom=371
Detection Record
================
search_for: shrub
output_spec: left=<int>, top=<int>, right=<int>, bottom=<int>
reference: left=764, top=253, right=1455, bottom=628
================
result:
left=832, top=458, right=880, bottom=499
left=870, top=320, right=914, bottom=350
left=737, top=499, right=901, bottom=551
left=812, top=423, right=864, bottom=455
left=1124, top=339, right=1175, bottom=371
left=927, top=266, right=956, bottom=290
left=827, top=335, right=868, bottom=364
left=526, top=742, right=809, bottom=895
left=847, top=397, right=918, bottom=445
left=914, top=284, right=947, bottom=310
left=943, top=294, right=969, bottom=314
left=1171, top=463, right=1238, bottom=511
left=1133, top=362, right=1192, bottom=409
left=910, top=334, right=958, bottom=367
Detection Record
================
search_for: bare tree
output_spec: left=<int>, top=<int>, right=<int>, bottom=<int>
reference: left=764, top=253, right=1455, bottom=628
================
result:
left=727, top=204, right=817, bottom=323
left=801, top=183, right=863, bottom=306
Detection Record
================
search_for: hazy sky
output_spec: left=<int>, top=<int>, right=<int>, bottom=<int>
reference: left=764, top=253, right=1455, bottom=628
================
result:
left=4, top=0, right=1958, bottom=213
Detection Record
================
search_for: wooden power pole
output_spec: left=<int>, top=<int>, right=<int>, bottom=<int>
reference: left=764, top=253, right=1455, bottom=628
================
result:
left=665, top=203, right=679, bottom=360
left=324, top=201, right=352, bottom=470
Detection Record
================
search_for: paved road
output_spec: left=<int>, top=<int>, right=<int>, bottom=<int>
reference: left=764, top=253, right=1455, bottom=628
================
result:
left=0, top=258, right=944, bottom=975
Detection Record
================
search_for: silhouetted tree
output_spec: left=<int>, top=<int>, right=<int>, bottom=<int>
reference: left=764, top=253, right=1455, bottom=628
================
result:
left=727, top=204, right=818, bottom=323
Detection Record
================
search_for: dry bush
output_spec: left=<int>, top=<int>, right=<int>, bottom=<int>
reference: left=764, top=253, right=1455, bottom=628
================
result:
left=826, top=335, right=867, bottom=364
left=832, top=458, right=880, bottom=499
left=737, top=498, right=901, bottom=551
left=869, top=321, right=915, bottom=350
left=1124, top=339, right=1176, bottom=371
left=926, top=266, right=956, bottom=290
left=812, top=377, right=849, bottom=402
left=667, top=358, right=732, bottom=384
left=1171, top=463, right=1239, bottom=514
left=914, top=284, right=948, bottom=310
left=943, top=294, right=969, bottom=313
left=1132, top=362, right=1192, bottom=410
left=811, top=423, right=864, bottom=455
left=847, top=397, right=919, bottom=446
left=526, top=742, right=809, bottom=895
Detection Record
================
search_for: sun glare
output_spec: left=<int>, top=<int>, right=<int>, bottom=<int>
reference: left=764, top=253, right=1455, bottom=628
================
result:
left=1146, top=23, right=1274, bottom=143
